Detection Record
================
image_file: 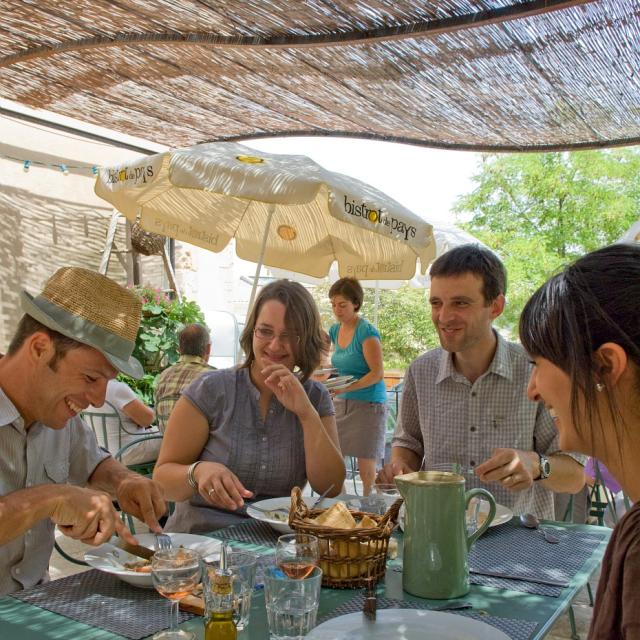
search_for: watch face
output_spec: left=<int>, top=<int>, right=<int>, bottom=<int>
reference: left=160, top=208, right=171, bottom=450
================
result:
left=541, top=457, right=551, bottom=478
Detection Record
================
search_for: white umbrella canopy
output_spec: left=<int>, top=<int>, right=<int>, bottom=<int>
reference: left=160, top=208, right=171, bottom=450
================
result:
left=95, top=141, right=436, bottom=307
left=269, top=225, right=486, bottom=325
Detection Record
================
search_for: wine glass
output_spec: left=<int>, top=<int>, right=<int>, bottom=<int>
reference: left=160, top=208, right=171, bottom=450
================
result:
left=152, top=548, right=202, bottom=640
left=276, top=533, right=319, bottom=579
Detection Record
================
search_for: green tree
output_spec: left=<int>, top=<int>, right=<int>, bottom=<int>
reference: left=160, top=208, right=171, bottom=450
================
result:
left=455, top=148, right=640, bottom=333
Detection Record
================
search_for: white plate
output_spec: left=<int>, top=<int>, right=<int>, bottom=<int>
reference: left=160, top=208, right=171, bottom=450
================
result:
left=314, top=367, right=338, bottom=375
left=84, top=533, right=221, bottom=588
left=398, top=503, right=513, bottom=532
left=246, top=496, right=343, bottom=533
left=480, top=501, right=513, bottom=527
left=305, top=608, right=509, bottom=639
left=323, top=375, right=354, bottom=390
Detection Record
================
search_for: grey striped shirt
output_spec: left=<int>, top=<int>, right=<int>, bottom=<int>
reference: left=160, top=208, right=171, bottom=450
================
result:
left=393, top=333, right=583, bottom=520
left=166, top=366, right=335, bottom=533
left=0, top=389, right=109, bottom=594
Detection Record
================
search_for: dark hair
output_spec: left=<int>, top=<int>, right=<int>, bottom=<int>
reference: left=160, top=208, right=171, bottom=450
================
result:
left=429, top=244, right=506, bottom=303
left=179, top=323, right=210, bottom=357
left=239, top=280, right=324, bottom=381
left=329, top=277, right=364, bottom=311
left=519, top=243, right=640, bottom=450
left=7, top=314, right=81, bottom=369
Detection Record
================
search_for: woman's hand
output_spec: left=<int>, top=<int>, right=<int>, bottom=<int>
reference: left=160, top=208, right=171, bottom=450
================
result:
left=262, top=364, right=315, bottom=419
left=194, top=461, right=254, bottom=511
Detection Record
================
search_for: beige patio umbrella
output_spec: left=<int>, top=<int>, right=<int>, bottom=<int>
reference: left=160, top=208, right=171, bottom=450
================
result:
left=95, top=142, right=436, bottom=309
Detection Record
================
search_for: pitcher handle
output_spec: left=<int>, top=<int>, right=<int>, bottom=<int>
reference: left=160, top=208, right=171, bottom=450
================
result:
left=465, top=488, right=496, bottom=549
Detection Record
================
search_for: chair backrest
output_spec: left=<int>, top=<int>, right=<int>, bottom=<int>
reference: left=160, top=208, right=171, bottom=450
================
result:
left=155, top=393, right=182, bottom=433
left=81, top=400, right=125, bottom=452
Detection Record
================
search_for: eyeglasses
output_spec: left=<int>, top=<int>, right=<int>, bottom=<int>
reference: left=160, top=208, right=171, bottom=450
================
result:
left=254, top=326, right=300, bottom=345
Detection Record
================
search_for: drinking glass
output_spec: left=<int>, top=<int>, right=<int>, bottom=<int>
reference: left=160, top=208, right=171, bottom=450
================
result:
left=276, top=534, right=319, bottom=580
left=349, top=482, right=399, bottom=515
left=202, top=550, right=258, bottom=630
left=152, top=548, right=202, bottom=640
left=264, top=566, right=323, bottom=639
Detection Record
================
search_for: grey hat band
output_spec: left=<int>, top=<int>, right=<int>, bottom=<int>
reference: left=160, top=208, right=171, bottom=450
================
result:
left=26, top=294, right=135, bottom=361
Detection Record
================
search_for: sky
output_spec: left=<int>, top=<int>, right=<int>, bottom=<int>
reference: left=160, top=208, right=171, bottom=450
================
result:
left=244, top=136, right=482, bottom=228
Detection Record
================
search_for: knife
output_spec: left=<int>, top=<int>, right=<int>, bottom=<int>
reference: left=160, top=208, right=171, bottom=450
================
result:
left=119, top=541, right=155, bottom=560
left=470, top=569, right=569, bottom=587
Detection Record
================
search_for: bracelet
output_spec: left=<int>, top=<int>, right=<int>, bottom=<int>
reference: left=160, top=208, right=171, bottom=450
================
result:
left=187, top=461, right=203, bottom=490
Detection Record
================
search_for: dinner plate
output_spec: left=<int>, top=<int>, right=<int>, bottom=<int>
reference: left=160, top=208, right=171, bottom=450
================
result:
left=305, top=608, right=510, bottom=639
left=314, top=367, right=338, bottom=376
left=398, top=502, right=513, bottom=531
left=84, top=533, right=221, bottom=588
left=323, top=375, right=354, bottom=390
left=246, top=496, right=343, bottom=533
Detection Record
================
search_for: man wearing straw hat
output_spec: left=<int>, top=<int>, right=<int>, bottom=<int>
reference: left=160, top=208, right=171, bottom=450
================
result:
left=0, top=267, right=166, bottom=594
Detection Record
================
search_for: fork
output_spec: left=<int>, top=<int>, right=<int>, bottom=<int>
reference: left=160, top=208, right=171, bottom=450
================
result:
left=155, top=533, right=173, bottom=551
left=310, top=484, right=335, bottom=509
left=247, top=504, right=290, bottom=516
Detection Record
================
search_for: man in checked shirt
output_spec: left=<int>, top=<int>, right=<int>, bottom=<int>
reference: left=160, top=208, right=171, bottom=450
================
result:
left=378, top=245, right=585, bottom=519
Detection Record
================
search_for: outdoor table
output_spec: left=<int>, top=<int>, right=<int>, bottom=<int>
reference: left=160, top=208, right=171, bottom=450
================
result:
left=0, top=519, right=610, bottom=640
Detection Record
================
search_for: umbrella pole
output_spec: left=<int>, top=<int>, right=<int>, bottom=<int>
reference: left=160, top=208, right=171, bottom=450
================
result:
left=247, top=203, right=276, bottom=313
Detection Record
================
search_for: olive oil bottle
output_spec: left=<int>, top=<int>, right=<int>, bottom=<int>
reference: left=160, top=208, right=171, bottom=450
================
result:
left=204, top=568, right=237, bottom=640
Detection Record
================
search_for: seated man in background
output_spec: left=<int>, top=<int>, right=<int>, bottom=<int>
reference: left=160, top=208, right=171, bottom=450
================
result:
left=378, top=244, right=585, bottom=520
left=153, top=323, right=214, bottom=430
left=86, top=378, right=160, bottom=465
left=0, top=267, right=165, bottom=594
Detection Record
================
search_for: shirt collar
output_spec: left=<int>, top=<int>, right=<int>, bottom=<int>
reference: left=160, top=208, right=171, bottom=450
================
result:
left=435, top=330, right=513, bottom=384
left=0, top=387, right=27, bottom=432
left=178, top=354, right=208, bottom=365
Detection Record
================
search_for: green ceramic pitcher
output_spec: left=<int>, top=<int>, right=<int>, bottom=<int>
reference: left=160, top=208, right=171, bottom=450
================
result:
left=395, top=470, right=496, bottom=599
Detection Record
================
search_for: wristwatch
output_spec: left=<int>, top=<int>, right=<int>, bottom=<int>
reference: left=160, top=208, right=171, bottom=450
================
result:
left=535, top=454, right=551, bottom=481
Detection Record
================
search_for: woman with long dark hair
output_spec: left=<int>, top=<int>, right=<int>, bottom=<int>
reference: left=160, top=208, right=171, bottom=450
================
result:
left=519, top=243, right=640, bottom=639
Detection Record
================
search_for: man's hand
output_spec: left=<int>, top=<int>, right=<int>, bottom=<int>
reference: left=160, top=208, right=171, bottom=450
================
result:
left=475, top=448, right=539, bottom=492
left=114, top=474, right=166, bottom=534
left=376, top=460, right=415, bottom=484
left=50, top=485, right=137, bottom=546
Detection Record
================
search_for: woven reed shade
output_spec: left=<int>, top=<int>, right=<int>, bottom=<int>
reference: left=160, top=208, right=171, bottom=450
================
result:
left=130, top=222, right=166, bottom=256
left=0, top=1, right=638, bottom=152
left=41, top=267, right=141, bottom=342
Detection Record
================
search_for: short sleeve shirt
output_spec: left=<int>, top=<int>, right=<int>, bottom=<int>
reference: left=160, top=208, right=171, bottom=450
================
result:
left=329, top=318, right=387, bottom=403
left=392, top=333, right=583, bottom=520
left=0, top=389, right=109, bottom=594
left=166, top=367, right=335, bottom=532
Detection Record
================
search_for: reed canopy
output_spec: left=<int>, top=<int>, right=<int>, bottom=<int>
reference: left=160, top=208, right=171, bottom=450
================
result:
left=1, top=0, right=639, bottom=151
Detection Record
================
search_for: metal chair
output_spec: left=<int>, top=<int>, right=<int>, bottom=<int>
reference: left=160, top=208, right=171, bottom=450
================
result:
left=81, top=400, right=152, bottom=455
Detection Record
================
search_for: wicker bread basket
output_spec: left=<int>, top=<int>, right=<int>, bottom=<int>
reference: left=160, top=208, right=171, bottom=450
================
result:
left=288, top=486, right=402, bottom=588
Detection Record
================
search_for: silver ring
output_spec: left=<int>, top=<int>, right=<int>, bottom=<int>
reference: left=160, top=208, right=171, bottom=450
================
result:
left=208, top=488, right=215, bottom=496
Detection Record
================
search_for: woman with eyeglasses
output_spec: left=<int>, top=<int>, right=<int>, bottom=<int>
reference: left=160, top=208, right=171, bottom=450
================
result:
left=154, top=280, right=345, bottom=533
left=329, top=277, right=387, bottom=496
left=519, top=243, right=639, bottom=639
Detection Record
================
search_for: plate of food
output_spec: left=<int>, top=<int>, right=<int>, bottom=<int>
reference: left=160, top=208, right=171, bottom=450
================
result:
left=246, top=496, right=343, bottom=533
left=84, top=533, right=221, bottom=588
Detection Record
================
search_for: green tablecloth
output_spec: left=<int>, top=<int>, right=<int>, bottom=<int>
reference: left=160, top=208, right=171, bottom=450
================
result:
left=0, top=521, right=610, bottom=640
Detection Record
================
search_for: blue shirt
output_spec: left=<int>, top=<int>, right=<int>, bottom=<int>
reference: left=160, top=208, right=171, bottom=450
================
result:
left=329, top=318, right=387, bottom=404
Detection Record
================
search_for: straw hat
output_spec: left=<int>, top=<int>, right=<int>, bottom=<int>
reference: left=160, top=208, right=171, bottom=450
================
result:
left=20, top=267, right=144, bottom=378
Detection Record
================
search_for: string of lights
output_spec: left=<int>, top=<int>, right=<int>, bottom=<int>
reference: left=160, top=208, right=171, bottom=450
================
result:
left=0, top=151, right=100, bottom=175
